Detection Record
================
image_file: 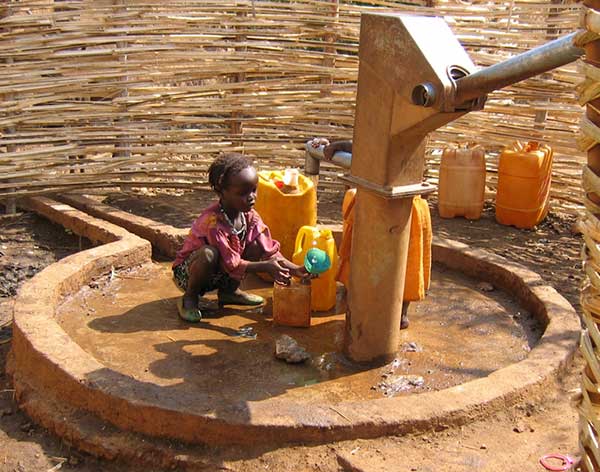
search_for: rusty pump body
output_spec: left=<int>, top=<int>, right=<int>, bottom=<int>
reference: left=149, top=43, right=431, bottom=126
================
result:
left=343, top=13, right=583, bottom=364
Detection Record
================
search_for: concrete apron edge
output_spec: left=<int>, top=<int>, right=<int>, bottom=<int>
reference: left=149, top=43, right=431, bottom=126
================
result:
left=8, top=195, right=581, bottom=446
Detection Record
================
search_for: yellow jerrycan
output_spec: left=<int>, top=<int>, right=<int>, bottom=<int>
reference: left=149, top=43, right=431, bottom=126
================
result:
left=292, top=226, right=338, bottom=312
left=495, top=141, right=553, bottom=229
left=255, top=169, right=317, bottom=260
left=438, top=143, right=486, bottom=220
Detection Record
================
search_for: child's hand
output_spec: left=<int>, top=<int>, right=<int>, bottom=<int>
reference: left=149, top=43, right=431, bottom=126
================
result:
left=264, top=259, right=291, bottom=285
left=290, top=265, right=311, bottom=279
left=278, top=259, right=313, bottom=280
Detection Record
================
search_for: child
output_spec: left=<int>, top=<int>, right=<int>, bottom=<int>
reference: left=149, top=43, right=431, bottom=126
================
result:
left=173, top=153, right=309, bottom=322
left=313, top=138, right=432, bottom=330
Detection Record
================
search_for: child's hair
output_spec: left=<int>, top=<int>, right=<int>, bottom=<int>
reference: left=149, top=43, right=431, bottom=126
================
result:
left=208, top=152, right=254, bottom=192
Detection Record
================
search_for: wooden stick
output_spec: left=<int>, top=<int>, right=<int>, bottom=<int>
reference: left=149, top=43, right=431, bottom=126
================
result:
left=0, top=0, right=585, bottom=214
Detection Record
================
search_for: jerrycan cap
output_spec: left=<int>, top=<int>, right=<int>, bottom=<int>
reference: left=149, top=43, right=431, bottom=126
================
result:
left=283, top=168, right=299, bottom=187
left=304, top=248, right=331, bottom=274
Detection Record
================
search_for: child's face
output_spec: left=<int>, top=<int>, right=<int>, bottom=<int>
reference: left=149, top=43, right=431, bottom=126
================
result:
left=220, top=166, right=258, bottom=212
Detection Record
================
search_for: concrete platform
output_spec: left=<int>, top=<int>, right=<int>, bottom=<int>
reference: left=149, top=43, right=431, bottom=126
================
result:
left=7, top=195, right=580, bottom=465
left=56, top=262, right=538, bottom=408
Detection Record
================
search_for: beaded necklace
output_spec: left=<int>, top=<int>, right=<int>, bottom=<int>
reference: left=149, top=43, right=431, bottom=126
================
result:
left=220, top=203, right=247, bottom=240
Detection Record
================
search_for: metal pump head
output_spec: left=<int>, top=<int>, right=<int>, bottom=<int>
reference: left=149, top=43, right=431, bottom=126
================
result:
left=350, top=14, right=483, bottom=192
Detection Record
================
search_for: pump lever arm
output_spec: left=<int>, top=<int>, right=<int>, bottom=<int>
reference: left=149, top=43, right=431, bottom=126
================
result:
left=453, top=31, right=584, bottom=106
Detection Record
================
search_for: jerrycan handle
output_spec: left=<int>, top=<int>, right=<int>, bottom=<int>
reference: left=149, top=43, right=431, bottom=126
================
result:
left=342, top=189, right=357, bottom=217
left=320, top=228, right=333, bottom=241
left=294, top=226, right=317, bottom=255
left=524, top=141, right=540, bottom=153
left=258, top=172, right=273, bottom=184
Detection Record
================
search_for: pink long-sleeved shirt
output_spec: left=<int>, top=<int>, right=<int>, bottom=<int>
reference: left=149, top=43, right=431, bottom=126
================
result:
left=173, top=201, right=281, bottom=280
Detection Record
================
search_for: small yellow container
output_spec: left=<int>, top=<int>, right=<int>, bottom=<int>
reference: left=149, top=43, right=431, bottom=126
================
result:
left=255, top=170, right=317, bottom=260
left=292, top=226, right=338, bottom=312
left=272, top=279, right=311, bottom=327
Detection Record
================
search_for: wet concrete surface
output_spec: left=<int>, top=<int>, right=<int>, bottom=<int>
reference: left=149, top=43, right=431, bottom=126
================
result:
left=56, top=262, right=541, bottom=410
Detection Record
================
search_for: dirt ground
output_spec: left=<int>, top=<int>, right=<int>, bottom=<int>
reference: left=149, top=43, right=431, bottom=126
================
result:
left=0, top=190, right=585, bottom=471
left=0, top=213, right=129, bottom=472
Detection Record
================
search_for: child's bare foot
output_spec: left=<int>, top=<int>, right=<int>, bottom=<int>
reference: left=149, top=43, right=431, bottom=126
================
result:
left=400, top=303, right=409, bottom=329
left=218, top=288, right=264, bottom=306
left=177, top=295, right=202, bottom=322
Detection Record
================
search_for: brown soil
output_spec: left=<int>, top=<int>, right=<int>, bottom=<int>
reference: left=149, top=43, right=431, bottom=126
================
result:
left=0, top=213, right=135, bottom=472
left=0, top=190, right=584, bottom=471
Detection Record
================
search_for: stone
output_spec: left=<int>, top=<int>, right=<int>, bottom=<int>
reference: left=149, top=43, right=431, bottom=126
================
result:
left=477, top=282, right=495, bottom=292
left=402, top=342, right=422, bottom=352
left=513, top=422, right=530, bottom=433
left=19, top=422, right=32, bottom=432
left=377, top=375, right=425, bottom=397
left=274, top=335, right=310, bottom=363
left=571, top=220, right=583, bottom=235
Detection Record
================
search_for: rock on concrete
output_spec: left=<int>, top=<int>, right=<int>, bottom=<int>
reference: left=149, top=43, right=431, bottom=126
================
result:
left=275, top=335, right=311, bottom=363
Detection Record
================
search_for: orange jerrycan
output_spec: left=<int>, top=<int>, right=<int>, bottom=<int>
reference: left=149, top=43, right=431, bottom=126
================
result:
left=255, top=170, right=317, bottom=259
left=438, top=144, right=486, bottom=220
left=336, top=192, right=431, bottom=302
left=292, top=226, right=338, bottom=312
left=403, top=196, right=432, bottom=302
left=336, top=188, right=357, bottom=288
left=495, top=141, right=553, bottom=229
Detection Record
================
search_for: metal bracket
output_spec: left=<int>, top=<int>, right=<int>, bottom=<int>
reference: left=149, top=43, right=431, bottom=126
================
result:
left=339, top=174, right=437, bottom=199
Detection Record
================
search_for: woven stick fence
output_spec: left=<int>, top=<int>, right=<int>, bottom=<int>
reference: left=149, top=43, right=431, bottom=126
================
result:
left=0, top=0, right=584, bottom=212
left=578, top=1, right=600, bottom=469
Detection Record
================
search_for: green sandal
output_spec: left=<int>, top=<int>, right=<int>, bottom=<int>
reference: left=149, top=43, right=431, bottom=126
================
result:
left=218, top=290, right=264, bottom=307
left=177, top=298, right=202, bottom=323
